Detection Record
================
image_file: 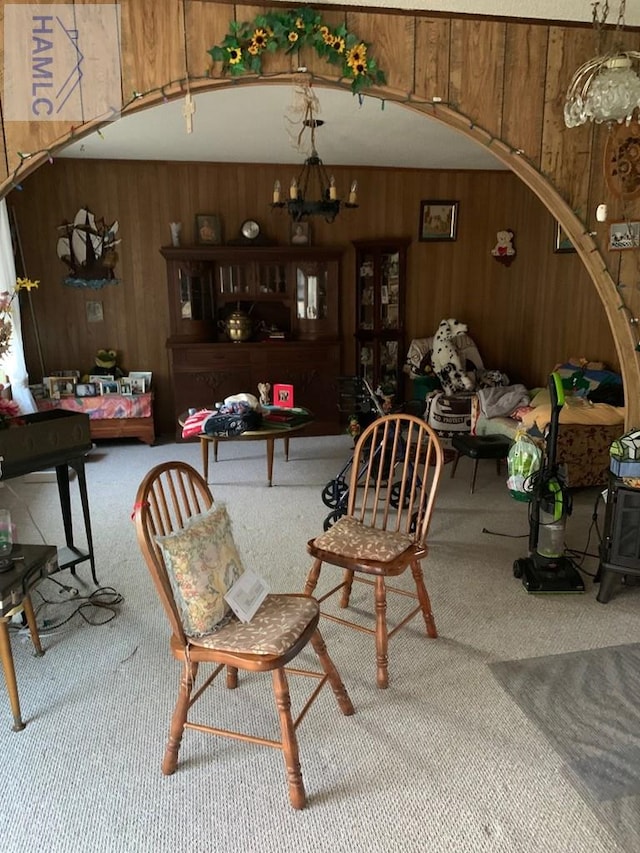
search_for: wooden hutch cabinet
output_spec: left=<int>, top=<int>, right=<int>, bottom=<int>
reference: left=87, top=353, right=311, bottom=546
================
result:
left=161, top=245, right=343, bottom=437
left=353, top=238, right=410, bottom=401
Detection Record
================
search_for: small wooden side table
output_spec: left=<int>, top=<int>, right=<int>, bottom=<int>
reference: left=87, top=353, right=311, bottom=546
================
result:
left=0, top=544, right=58, bottom=730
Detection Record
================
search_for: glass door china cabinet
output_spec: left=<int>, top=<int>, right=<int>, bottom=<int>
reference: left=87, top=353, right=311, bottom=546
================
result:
left=353, top=238, right=410, bottom=400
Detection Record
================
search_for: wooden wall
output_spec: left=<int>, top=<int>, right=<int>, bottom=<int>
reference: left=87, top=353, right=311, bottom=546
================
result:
left=8, top=158, right=616, bottom=435
left=2, top=1, right=640, bottom=424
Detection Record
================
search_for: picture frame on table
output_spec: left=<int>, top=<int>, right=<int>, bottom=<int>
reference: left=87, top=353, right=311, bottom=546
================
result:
left=51, top=369, right=80, bottom=379
left=76, top=382, right=97, bottom=398
left=119, top=378, right=133, bottom=395
left=99, top=380, right=119, bottom=395
left=273, top=383, right=294, bottom=407
left=128, top=371, right=152, bottom=393
left=419, top=200, right=458, bottom=242
left=90, top=374, right=113, bottom=384
left=554, top=221, right=576, bottom=254
left=46, top=376, right=77, bottom=398
left=195, top=213, right=222, bottom=245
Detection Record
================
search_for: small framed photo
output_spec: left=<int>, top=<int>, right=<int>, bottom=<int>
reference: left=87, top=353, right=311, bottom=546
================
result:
left=99, top=380, right=119, bottom=395
left=118, top=378, right=133, bottom=395
left=290, top=221, right=311, bottom=246
left=51, top=369, right=80, bottom=379
left=76, top=382, right=97, bottom=398
left=47, top=376, right=76, bottom=398
left=273, top=383, right=294, bottom=407
left=419, top=200, right=458, bottom=242
left=89, top=374, right=113, bottom=384
left=128, top=371, right=152, bottom=393
left=195, top=213, right=222, bottom=245
left=554, top=221, right=576, bottom=253
left=609, top=221, right=640, bottom=251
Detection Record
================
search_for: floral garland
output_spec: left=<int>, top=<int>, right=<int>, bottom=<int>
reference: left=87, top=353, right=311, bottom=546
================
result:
left=208, top=7, right=386, bottom=94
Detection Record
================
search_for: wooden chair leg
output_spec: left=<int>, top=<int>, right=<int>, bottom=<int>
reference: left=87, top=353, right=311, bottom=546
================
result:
left=162, top=659, right=198, bottom=775
left=410, top=561, right=438, bottom=638
left=309, top=629, right=355, bottom=716
left=470, top=458, right=479, bottom=494
left=304, top=559, right=322, bottom=596
left=339, top=569, right=355, bottom=608
left=0, top=619, right=25, bottom=731
left=374, top=576, right=389, bottom=689
left=272, top=667, right=306, bottom=810
left=22, top=596, right=44, bottom=657
left=226, top=666, right=238, bottom=689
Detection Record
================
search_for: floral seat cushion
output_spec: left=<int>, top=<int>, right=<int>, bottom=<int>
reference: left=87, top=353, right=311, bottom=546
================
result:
left=312, top=515, right=413, bottom=562
left=188, top=594, right=319, bottom=656
left=156, top=504, right=245, bottom=637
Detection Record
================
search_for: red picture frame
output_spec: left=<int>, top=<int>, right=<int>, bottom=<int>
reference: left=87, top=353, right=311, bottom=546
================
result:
left=273, top=383, right=294, bottom=407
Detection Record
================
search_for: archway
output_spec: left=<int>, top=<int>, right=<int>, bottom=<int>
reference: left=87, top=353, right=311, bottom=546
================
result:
left=3, top=74, right=636, bottom=424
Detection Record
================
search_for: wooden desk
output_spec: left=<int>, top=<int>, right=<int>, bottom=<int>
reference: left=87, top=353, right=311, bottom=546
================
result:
left=0, top=544, right=58, bottom=730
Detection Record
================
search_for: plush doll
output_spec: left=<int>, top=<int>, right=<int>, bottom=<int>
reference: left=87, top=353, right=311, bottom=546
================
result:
left=431, top=318, right=474, bottom=396
left=84, top=348, right=124, bottom=382
left=491, top=230, right=516, bottom=266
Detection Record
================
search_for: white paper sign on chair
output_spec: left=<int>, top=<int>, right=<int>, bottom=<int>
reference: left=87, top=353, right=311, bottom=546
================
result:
left=225, top=569, right=270, bottom=622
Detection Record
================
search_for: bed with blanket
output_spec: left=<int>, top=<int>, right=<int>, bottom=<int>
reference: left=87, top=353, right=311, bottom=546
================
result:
left=406, top=343, right=625, bottom=488
left=473, top=363, right=625, bottom=488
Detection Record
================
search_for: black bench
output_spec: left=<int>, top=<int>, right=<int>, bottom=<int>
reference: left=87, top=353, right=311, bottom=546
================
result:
left=450, top=434, right=511, bottom=494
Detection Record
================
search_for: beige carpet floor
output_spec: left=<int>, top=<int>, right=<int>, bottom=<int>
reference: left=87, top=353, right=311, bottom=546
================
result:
left=0, top=433, right=638, bottom=852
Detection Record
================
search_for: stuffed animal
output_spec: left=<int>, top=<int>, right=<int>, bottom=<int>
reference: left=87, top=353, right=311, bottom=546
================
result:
left=84, top=348, right=124, bottom=381
left=491, top=230, right=516, bottom=266
left=431, top=318, right=474, bottom=395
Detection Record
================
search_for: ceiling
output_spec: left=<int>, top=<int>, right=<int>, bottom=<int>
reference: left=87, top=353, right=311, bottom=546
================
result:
left=58, top=85, right=507, bottom=171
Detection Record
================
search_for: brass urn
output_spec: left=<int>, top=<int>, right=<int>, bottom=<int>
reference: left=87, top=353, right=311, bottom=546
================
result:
left=219, top=309, right=253, bottom=343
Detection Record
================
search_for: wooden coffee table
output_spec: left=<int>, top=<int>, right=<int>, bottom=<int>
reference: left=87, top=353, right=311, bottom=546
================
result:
left=181, top=410, right=313, bottom=486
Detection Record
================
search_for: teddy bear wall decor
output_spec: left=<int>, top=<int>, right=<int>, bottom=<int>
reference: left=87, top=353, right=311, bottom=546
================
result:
left=491, top=230, right=516, bottom=266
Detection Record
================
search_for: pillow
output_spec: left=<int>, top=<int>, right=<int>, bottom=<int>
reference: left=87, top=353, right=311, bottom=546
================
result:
left=156, top=504, right=245, bottom=637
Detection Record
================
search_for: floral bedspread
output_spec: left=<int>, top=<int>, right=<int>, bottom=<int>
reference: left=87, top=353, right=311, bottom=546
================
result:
left=36, top=392, right=153, bottom=420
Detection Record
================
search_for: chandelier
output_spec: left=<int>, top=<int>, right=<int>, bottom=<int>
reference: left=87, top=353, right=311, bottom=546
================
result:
left=271, top=82, right=358, bottom=223
left=564, top=1, right=640, bottom=127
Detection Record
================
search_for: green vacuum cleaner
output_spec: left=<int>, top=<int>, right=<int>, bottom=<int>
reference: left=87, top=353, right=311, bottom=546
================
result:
left=512, top=372, right=585, bottom=593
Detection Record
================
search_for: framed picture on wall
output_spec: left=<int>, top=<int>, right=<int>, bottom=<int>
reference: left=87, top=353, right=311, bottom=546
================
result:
left=554, top=221, right=576, bottom=253
left=609, top=221, right=640, bottom=251
left=419, top=200, right=458, bottom=242
left=195, top=213, right=222, bottom=245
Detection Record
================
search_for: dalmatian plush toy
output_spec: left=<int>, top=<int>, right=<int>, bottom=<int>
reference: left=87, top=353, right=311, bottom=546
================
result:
left=431, top=318, right=474, bottom=395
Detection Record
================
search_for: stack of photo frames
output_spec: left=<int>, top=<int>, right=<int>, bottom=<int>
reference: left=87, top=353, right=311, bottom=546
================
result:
left=44, top=371, right=152, bottom=399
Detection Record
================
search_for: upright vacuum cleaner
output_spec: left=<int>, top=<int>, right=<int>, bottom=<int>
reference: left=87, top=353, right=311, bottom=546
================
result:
left=512, top=372, right=585, bottom=593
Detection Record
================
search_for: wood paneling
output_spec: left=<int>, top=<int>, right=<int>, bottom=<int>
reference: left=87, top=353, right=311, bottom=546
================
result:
left=414, top=17, right=451, bottom=103
left=449, top=20, right=506, bottom=140
left=9, top=158, right=617, bottom=435
left=502, top=23, right=548, bottom=165
left=346, top=12, right=416, bottom=95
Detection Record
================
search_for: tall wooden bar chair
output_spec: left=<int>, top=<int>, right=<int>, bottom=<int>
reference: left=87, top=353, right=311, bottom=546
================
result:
left=133, top=461, right=354, bottom=810
left=305, top=414, right=444, bottom=688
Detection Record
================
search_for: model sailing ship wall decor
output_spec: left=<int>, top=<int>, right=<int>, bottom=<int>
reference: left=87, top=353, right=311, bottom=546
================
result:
left=57, top=207, right=120, bottom=288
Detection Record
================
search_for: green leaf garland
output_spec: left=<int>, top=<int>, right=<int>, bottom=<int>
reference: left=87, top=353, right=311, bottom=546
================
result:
left=208, top=6, right=386, bottom=94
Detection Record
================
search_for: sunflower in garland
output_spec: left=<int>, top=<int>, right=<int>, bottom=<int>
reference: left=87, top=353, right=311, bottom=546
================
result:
left=331, top=35, right=345, bottom=55
left=347, top=43, right=368, bottom=76
left=249, top=28, right=269, bottom=55
left=227, top=45, right=242, bottom=65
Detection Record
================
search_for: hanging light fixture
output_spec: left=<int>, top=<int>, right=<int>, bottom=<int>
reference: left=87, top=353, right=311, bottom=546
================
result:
left=564, top=1, right=640, bottom=127
left=271, top=81, right=358, bottom=223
